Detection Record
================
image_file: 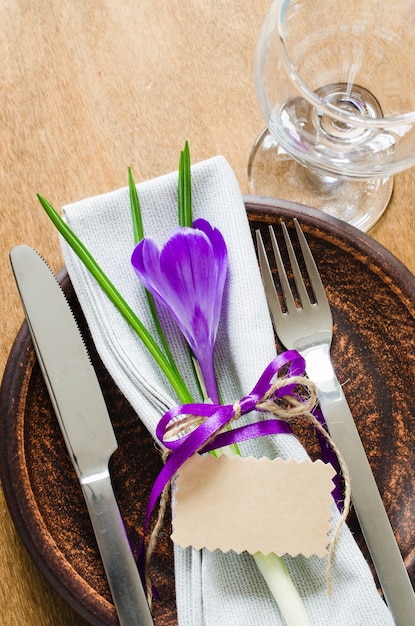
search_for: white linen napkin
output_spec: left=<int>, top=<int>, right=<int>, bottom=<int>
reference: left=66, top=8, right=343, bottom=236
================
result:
left=61, top=156, right=393, bottom=625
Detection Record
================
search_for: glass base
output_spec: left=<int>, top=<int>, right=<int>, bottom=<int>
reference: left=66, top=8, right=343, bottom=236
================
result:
left=247, top=129, right=393, bottom=232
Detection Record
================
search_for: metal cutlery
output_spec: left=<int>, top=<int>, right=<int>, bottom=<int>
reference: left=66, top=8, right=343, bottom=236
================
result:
left=10, top=245, right=154, bottom=626
left=256, top=219, right=415, bottom=625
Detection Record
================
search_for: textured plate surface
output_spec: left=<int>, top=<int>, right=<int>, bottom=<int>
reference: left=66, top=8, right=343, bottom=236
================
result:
left=1, top=197, right=415, bottom=624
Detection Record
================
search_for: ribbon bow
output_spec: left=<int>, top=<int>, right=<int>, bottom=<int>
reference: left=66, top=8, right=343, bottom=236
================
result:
left=138, top=350, right=345, bottom=599
left=140, top=351, right=317, bottom=553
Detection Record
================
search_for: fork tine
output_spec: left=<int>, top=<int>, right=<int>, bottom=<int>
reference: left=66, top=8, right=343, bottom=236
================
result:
left=255, top=229, right=283, bottom=323
left=268, top=225, right=298, bottom=315
left=280, top=222, right=311, bottom=308
left=293, top=218, right=329, bottom=307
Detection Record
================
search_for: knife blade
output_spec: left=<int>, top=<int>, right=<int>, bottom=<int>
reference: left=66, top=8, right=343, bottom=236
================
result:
left=10, top=245, right=154, bottom=626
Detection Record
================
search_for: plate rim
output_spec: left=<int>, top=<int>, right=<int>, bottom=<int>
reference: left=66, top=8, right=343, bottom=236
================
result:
left=2, top=196, right=415, bottom=625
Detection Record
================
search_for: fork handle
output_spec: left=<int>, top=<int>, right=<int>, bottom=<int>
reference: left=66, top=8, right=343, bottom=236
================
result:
left=302, top=345, right=415, bottom=626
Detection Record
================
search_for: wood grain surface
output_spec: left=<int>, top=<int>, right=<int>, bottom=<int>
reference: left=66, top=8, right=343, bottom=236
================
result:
left=1, top=2, right=415, bottom=625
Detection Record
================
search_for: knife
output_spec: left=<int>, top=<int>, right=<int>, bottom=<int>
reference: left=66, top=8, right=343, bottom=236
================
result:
left=10, top=245, right=154, bottom=626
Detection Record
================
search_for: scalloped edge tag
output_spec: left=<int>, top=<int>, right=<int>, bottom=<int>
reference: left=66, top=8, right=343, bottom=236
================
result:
left=172, top=454, right=335, bottom=557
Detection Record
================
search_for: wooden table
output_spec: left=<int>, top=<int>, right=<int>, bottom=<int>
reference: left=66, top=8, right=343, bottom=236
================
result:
left=1, top=2, right=415, bottom=624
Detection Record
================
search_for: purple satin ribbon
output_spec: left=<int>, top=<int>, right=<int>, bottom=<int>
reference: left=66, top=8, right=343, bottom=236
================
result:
left=138, top=349, right=341, bottom=588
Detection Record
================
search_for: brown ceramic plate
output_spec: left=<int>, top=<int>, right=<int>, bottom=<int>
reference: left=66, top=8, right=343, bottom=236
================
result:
left=1, top=197, right=415, bottom=625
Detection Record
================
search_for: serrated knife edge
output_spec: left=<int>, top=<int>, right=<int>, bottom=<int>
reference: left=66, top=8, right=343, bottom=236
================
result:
left=10, top=244, right=154, bottom=626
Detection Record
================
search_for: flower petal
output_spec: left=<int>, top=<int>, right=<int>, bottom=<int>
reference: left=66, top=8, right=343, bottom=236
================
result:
left=131, top=220, right=228, bottom=402
left=193, top=219, right=228, bottom=326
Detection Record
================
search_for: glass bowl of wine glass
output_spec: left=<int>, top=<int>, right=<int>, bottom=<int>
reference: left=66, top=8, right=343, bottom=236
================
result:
left=248, top=0, right=415, bottom=231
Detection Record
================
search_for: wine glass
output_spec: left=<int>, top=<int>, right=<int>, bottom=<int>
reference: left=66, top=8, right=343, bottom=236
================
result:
left=248, top=0, right=415, bottom=232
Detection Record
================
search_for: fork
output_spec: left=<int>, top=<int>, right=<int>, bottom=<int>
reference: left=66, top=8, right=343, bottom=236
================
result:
left=256, top=219, right=415, bottom=626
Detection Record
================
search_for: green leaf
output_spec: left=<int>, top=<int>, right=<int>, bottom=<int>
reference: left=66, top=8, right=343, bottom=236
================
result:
left=128, top=166, right=144, bottom=245
left=178, top=140, right=192, bottom=227
left=37, top=193, right=194, bottom=404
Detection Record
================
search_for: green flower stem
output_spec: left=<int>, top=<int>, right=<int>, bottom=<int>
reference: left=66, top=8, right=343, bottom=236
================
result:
left=37, top=194, right=194, bottom=405
left=217, top=443, right=310, bottom=625
left=254, top=552, right=311, bottom=626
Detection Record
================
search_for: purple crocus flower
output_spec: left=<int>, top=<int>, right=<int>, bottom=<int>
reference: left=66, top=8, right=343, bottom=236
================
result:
left=131, top=218, right=228, bottom=404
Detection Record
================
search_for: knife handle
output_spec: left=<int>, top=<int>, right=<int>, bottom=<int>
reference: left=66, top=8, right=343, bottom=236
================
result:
left=81, top=473, right=154, bottom=626
left=305, top=346, right=415, bottom=625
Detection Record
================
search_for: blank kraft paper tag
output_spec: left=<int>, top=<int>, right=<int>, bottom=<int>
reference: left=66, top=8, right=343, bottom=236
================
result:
left=172, top=454, right=336, bottom=557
